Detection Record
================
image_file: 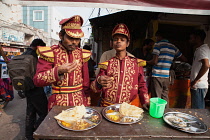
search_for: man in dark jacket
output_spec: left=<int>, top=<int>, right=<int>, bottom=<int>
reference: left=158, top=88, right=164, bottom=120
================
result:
left=23, top=39, right=48, bottom=140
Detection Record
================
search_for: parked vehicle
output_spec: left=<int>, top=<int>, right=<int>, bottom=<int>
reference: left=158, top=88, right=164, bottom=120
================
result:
left=0, top=78, right=14, bottom=109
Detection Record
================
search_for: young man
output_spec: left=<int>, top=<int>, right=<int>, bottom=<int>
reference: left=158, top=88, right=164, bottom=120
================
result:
left=95, top=39, right=134, bottom=76
left=189, top=29, right=210, bottom=109
left=91, top=23, right=149, bottom=109
left=33, top=15, right=91, bottom=110
left=23, top=39, right=48, bottom=140
left=147, top=30, right=187, bottom=107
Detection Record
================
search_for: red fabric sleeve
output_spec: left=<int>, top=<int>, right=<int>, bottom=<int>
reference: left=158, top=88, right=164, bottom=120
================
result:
left=138, top=66, right=149, bottom=105
left=33, top=58, right=60, bottom=87
left=82, top=60, right=91, bottom=96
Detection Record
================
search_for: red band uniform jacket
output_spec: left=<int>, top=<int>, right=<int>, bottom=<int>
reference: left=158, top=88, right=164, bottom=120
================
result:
left=33, top=43, right=91, bottom=110
left=91, top=55, right=149, bottom=107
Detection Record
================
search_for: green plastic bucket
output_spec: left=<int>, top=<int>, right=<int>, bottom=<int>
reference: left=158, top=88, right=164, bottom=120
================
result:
left=149, top=98, right=167, bottom=118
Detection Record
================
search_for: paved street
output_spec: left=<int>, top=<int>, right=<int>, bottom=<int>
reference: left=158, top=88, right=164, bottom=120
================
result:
left=0, top=90, right=26, bottom=140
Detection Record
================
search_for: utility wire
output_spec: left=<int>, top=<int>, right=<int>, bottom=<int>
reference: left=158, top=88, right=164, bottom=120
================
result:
left=106, top=8, right=110, bottom=14
left=98, top=8, right=101, bottom=17
left=83, top=8, right=95, bottom=27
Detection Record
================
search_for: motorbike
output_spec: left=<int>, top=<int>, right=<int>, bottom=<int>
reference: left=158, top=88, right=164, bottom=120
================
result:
left=0, top=78, right=14, bottom=109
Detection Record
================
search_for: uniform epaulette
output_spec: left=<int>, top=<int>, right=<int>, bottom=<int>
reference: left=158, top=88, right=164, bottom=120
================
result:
left=82, top=49, right=91, bottom=63
left=98, top=61, right=109, bottom=70
left=37, top=46, right=54, bottom=62
left=137, top=59, right=146, bottom=67
left=51, top=45, right=58, bottom=49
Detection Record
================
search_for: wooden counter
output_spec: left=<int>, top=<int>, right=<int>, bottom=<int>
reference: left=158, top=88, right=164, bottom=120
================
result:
left=34, top=106, right=210, bottom=140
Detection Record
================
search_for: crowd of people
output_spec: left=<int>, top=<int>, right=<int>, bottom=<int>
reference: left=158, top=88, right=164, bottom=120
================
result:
left=1, top=15, right=209, bottom=140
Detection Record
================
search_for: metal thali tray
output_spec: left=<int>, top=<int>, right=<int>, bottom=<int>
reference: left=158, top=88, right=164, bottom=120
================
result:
left=102, top=104, right=143, bottom=124
left=163, top=112, right=208, bottom=134
left=57, top=107, right=102, bottom=131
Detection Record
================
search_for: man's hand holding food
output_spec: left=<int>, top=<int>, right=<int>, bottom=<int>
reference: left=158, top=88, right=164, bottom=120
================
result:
left=58, top=61, right=78, bottom=75
left=97, top=75, right=114, bottom=87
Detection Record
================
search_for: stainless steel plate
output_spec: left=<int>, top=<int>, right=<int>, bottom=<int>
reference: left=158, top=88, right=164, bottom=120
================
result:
left=57, top=107, right=102, bottom=131
left=102, top=104, right=143, bottom=124
left=163, top=112, right=208, bottom=134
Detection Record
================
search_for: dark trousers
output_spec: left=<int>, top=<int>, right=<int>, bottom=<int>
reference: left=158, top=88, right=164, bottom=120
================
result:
left=191, top=88, right=207, bottom=109
left=25, top=87, right=48, bottom=140
left=150, top=77, right=170, bottom=107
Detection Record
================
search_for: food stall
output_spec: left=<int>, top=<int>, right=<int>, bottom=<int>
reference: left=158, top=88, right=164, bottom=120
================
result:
left=33, top=105, right=210, bottom=140
left=168, top=62, right=192, bottom=108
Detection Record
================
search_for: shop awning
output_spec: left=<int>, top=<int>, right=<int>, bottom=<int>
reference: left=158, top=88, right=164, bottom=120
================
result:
left=20, top=0, right=210, bottom=15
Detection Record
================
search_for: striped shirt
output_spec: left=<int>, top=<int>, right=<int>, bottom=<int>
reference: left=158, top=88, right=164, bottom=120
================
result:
left=152, top=40, right=182, bottom=78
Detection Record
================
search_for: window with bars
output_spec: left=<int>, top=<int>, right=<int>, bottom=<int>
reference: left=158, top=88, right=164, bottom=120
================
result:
left=33, top=10, right=44, bottom=21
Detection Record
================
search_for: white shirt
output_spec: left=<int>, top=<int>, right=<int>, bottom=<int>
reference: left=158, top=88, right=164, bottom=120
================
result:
left=190, top=44, right=210, bottom=88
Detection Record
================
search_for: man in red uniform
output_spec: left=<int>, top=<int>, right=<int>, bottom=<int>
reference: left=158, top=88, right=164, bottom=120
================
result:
left=33, top=15, right=91, bottom=110
left=91, top=23, right=149, bottom=109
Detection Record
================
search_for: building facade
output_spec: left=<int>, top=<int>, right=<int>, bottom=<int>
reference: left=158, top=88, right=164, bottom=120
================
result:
left=22, top=6, right=64, bottom=46
left=0, top=0, right=51, bottom=58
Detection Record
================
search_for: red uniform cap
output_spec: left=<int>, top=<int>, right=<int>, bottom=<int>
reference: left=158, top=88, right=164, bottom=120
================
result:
left=59, top=15, right=84, bottom=38
left=112, top=23, right=130, bottom=40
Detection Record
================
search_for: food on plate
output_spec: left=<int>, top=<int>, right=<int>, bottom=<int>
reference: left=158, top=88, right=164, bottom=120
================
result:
left=119, top=102, right=144, bottom=118
left=72, top=119, right=91, bottom=130
left=106, top=112, right=120, bottom=122
left=105, top=102, right=143, bottom=123
left=55, top=105, right=101, bottom=130
left=89, top=115, right=99, bottom=122
left=55, top=105, right=91, bottom=130
left=165, top=115, right=187, bottom=127
left=54, top=105, right=86, bottom=124
left=121, top=117, right=136, bottom=123
left=61, top=121, right=71, bottom=128
left=106, top=109, right=115, bottom=114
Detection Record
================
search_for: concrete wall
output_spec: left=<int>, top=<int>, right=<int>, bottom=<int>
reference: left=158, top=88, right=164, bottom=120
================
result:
left=49, top=7, right=64, bottom=41
left=0, top=0, right=22, bottom=23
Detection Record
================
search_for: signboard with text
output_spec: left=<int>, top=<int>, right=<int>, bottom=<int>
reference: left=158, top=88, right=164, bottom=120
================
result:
left=1, top=28, right=25, bottom=43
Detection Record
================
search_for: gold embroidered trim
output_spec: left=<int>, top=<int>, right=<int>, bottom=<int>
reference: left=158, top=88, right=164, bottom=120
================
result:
left=38, top=46, right=52, bottom=52
left=37, top=53, right=54, bottom=62
left=98, top=61, right=109, bottom=70
left=82, top=49, right=91, bottom=63
left=83, top=57, right=90, bottom=63
left=137, top=59, right=146, bottom=67
left=72, top=49, right=83, bottom=85
left=36, top=68, right=56, bottom=84
left=37, top=46, right=54, bottom=62
left=112, top=29, right=129, bottom=37
left=74, top=16, right=80, bottom=22
left=63, top=23, right=81, bottom=29
left=37, top=47, right=54, bottom=57
left=66, top=30, right=84, bottom=38
left=82, top=49, right=90, bottom=52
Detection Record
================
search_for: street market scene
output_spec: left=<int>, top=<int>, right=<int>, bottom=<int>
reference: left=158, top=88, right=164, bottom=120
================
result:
left=0, top=0, right=210, bottom=140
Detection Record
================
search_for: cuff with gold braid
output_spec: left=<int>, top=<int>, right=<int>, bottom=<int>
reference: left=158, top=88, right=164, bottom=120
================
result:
left=52, top=84, right=83, bottom=94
